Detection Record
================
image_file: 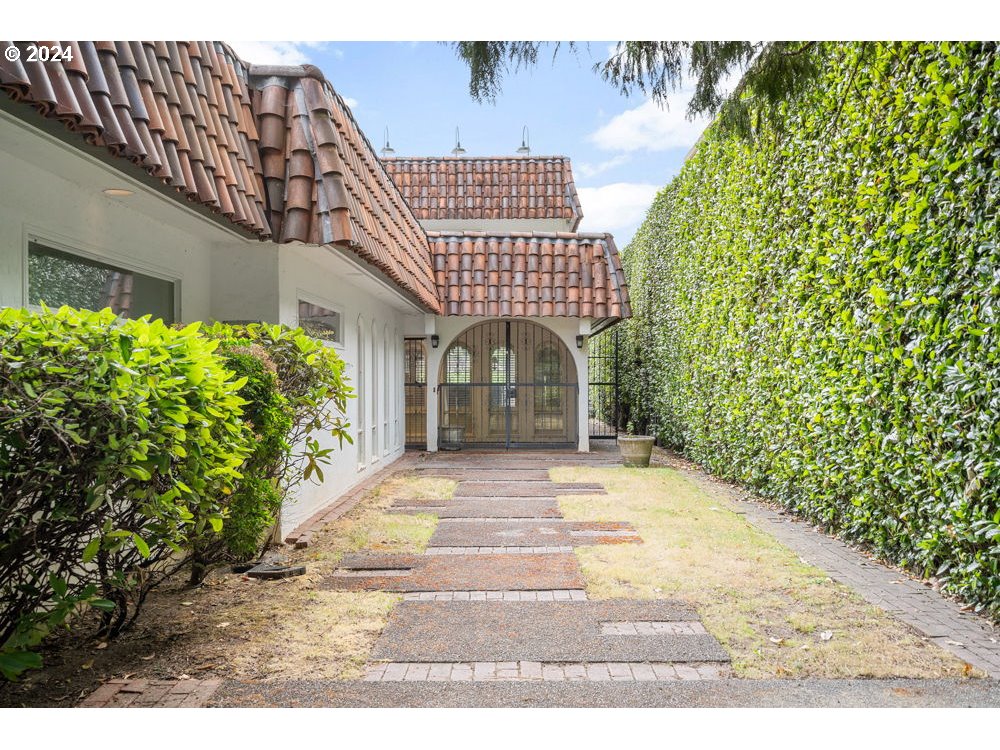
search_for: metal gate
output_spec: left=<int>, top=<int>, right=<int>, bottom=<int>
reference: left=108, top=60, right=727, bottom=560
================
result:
left=404, top=338, right=427, bottom=448
left=438, top=320, right=578, bottom=449
left=588, top=327, right=620, bottom=439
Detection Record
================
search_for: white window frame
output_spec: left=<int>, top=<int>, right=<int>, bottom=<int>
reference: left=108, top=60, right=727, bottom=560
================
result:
left=356, top=314, right=366, bottom=472
left=23, top=228, right=182, bottom=321
left=383, top=323, right=391, bottom=457
left=370, top=319, right=379, bottom=465
left=295, top=288, right=345, bottom=349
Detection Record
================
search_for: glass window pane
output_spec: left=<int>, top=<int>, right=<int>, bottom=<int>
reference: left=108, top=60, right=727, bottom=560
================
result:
left=28, top=242, right=175, bottom=323
left=445, top=345, right=471, bottom=383
left=298, top=300, right=341, bottom=343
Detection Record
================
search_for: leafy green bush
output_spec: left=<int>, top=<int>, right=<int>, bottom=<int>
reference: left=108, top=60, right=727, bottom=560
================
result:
left=203, top=323, right=354, bottom=489
left=618, top=42, right=1000, bottom=615
left=218, top=348, right=291, bottom=557
left=187, top=324, right=354, bottom=581
left=187, top=345, right=291, bottom=580
left=0, top=306, right=252, bottom=679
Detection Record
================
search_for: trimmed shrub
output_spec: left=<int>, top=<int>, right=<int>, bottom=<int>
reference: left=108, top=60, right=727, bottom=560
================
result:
left=617, top=42, right=1000, bottom=615
left=0, top=306, right=252, bottom=678
left=188, top=345, right=292, bottom=580
left=187, top=324, right=354, bottom=581
left=203, top=323, right=354, bottom=490
left=217, top=347, right=291, bottom=558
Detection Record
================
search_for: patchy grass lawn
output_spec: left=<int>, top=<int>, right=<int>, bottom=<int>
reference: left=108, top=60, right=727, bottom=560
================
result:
left=0, top=471, right=447, bottom=707
left=552, top=465, right=977, bottom=680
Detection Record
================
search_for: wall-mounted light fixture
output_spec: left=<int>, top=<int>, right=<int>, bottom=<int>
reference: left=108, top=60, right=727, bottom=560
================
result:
left=431, top=334, right=440, bottom=348
left=103, top=188, right=134, bottom=197
left=576, top=335, right=585, bottom=349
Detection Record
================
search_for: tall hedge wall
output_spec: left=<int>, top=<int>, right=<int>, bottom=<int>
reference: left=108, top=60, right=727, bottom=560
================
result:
left=618, top=42, right=1000, bottom=615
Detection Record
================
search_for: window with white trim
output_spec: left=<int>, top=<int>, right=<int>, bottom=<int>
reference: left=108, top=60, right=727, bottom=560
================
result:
left=297, top=299, right=342, bottom=344
left=27, top=241, right=175, bottom=323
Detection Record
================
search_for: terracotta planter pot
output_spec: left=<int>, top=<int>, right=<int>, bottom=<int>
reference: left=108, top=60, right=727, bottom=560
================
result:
left=619, top=435, right=655, bottom=467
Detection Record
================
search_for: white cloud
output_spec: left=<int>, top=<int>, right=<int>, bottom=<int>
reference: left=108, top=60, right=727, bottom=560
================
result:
left=576, top=154, right=631, bottom=180
left=228, top=41, right=328, bottom=66
left=577, top=182, right=661, bottom=234
left=588, top=90, right=710, bottom=153
left=343, top=97, right=359, bottom=110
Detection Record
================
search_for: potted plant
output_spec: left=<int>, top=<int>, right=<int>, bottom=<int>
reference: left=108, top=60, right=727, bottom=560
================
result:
left=439, top=420, right=465, bottom=451
left=619, top=421, right=655, bottom=467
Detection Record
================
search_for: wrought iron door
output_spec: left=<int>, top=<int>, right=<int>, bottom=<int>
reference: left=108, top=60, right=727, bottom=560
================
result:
left=588, top=327, right=620, bottom=439
left=439, top=320, right=577, bottom=448
left=404, top=338, right=427, bottom=448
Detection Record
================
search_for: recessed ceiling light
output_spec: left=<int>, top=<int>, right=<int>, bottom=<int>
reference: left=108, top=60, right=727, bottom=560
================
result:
left=103, top=188, right=134, bottom=197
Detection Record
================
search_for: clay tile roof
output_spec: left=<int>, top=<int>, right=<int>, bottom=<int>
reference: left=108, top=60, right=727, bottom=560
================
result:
left=426, top=231, right=630, bottom=320
left=383, top=156, right=583, bottom=229
left=251, top=67, right=439, bottom=311
left=0, top=41, right=441, bottom=313
left=0, top=42, right=271, bottom=236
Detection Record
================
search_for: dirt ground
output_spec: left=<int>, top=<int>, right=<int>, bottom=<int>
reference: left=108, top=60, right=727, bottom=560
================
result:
left=0, top=473, right=451, bottom=708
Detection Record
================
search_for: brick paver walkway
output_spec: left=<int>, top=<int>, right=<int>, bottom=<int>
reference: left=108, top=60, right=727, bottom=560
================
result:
left=78, top=678, right=221, bottom=708
left=325, top=451, right=732, bottom=684
left=657, top=452, right=1000, bottom=677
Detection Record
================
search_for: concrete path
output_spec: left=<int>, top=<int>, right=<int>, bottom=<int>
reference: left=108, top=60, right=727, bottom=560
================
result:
left=211, top=678, right=1000, bottom=707
left=85, top=445, right=1000, bottom=707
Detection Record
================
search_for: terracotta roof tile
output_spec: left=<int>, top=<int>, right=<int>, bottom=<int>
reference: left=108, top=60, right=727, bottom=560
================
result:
left=383, top=156, right=583, bottom=229
left=426, top=231, right=630, bottom=321
left=1, top=41, right=272, bottom=236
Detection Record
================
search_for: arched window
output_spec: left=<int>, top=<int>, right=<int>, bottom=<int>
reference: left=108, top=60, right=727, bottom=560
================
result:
left=443, top=344, right=472, bottom=414
left=535, top=345, right=563, bottom=413
left=535, top=345, right=562, bottom=383
left=490, top=346, right=516, bottom=407
left=444, top=345, right=472, bottom=383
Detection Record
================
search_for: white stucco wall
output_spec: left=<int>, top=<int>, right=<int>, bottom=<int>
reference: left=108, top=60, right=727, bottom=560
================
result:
left=272, top=244, right=415, bottom=534
left=0, top=115, right=219, bottom=319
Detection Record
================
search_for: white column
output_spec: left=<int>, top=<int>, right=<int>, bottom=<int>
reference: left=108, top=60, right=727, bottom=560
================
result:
left=576, top=319, right=591, bottom=452
left=424, top=315, right=440, bottom=452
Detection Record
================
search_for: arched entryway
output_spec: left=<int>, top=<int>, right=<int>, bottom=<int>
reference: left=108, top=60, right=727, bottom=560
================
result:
left=438, top=320, right=577, bottom=448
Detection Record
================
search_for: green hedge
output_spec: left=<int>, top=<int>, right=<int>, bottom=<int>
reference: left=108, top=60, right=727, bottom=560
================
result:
left=618, top=42, right=1000, bottom=615
left=1, top=309, right=354, bottom=679
left=0, top=307, right=252, bottom=678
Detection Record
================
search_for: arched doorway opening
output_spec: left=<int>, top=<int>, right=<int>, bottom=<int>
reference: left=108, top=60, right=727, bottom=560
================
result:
left=438, top=320, right=577, bottom=448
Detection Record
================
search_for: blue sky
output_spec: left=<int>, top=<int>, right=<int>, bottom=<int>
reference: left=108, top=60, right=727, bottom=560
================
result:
left=230, top=41, right=714, bottom=248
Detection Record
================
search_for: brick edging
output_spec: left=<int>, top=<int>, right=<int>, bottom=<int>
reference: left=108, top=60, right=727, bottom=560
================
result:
left=78, top=678, right=221, bottom=708
left=284, top=452, right=421, bottom=548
